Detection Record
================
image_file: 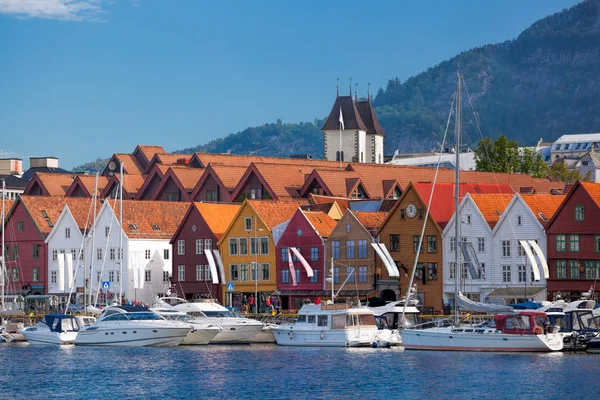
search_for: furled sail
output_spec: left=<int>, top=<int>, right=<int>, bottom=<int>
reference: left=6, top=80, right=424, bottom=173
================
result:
left=371, top=243, right=399, bottom=277
left=378, top=244, right=400, bottom=277
left=459, top=241, right=483, bottom=279
left=211, top=249, right=227, bottom=284
left=528, top=240, right=549, bottom=279
left=519, top=240, right=540, bottom=281
left=290, top=247, right=313, bottom=277
left=57, top=253, right=65, bottom=292
left=456, top=292, right=513, bottom=313
left=205, top=250, right=220, bottom=284
left=287, top=248, right=297, bottom=286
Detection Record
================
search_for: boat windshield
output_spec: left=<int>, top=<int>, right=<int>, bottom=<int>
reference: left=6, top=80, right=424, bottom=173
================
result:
left=331, top=313, right=376, bottom=329
left=572, top=311, right=598, bottom=330
left=202, top=310, right=236, bottom=318
left=548, top=315, right=567, bottom=331
left=103, top=312, right=163, bottom=321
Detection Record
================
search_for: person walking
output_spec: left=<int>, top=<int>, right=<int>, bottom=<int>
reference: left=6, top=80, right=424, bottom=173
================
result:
left=249, top=295, right=255, bottom=313
left=265, top=296, right=271, bottom=314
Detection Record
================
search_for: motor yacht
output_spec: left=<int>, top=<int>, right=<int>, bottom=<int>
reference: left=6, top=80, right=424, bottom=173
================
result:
left=74, top=306, right=191, bottom=347
left=151, top=307, right=222, bottom=345
left=21, top=314, right=89, bottom=345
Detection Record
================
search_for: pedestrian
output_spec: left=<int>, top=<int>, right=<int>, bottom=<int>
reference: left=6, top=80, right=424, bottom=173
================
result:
left=249, top=295, right=255, bottom=313
left=315, top=297, right=321, bottom=305
left=265, top=296, right=271, bottom=313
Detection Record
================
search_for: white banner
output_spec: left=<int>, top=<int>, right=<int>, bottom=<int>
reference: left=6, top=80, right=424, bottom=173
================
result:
left=528, top=240, right=549, bottom=279
left=65, top=254, right=73, bottom=290
left=205, top=250, right=219, bottom=284
left=378, top=243, right=400, bottom=277
left=371, top=243, right=398, bottom=277
left=290, top=247, right=314, bottom=277
left=288, top=248, right=297, bottom=286
left=57, top=253, right=65, bottom=292
left=519, top=240, right=540, bottom=281
left=212, top=249, right=227, bottom=284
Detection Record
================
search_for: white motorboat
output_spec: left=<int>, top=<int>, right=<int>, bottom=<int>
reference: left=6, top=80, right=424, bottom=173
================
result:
left=401, top=311, right=563, bottom=352
left=21, top=314, right=89, bottom=345
left=368, top=300, right=420, bottom=330
left=272, top=303, right=396, bottom=348
left=160, top=298, right=264, bottom=344
left=151, top=307, right=222, bottom=345
left=74, top=306, right=191, bottom=347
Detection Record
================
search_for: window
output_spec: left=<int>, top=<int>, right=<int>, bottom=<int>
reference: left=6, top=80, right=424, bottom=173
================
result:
left=260, top=237, right=269, bottom=255
left=145, top=249, right=151, bottom=259
left=345, top=267, right=355, bottom=283
left=461, top=263, right=468, bottom=279
left=206, top=190, right=217, bottom=202
left=32, top=244, right=40, bottom=259
left=96, top=248, right=102, bottom=260
left=518, top=265, right=527, bottom=283
left=250, top=237, right=258, bottom=255
left=478, top=238, right=485, bottom=252
left=177, top=240, right=185, bottom=255
left=291, top=250, right=298, bottom=262
left=352, top=240, right=367, bottom=260
left=70, top=249, right=77, bottom=260
left=196, top=239, right=204, bottom=254
left=390, top=234, right=399, bottom=252
left=556, top=235, right=566, bottom=252
left=145, top=270, right=151, bottom=283
left=167, top=192, right=180, bottom=202
left=331, top=241, right=340, bottom=259
left=310, top=269, right=319, bottom=283
left=65, top=228, right=71, bottom=238
left=569, top=235, right=580, bottom=252
left=357, top=266, right=367, bottom=283
left=502, top=240, right=511, bottom=257
left=178, top=265, right=185, bottom=281
left=244, top=217, right=252, bottom=231
left=281, top=247, right=289, bottom=262
left=51, top=271, right=57, bottom=284
left=240, top=238, right=248, bottom=255
left=295, top=269, right=301, bottom=284
left=428, top=263, right=437, bottom=280
left=318, top=315, right=328, bottom=327
left=97, top=271, right=101, bottom=283
left=346, top=241, right=355, bottom=259
left=240, top=264, right=249, bottom=281
left=261, top=263, right=270, bottom=281
left=281, top=269, right=289, bottom=284
left=413, top=236, right=423, bottom=253
left=16, top=221, right=24, bottom=232
left=479, top=263, right=486, bottom=280
left=596, top=236, right=600, bottom=253
left=118, top=249, right=123, bottom=260
left=555, top=144, right=561, bottom=150
left=427, top=236, right=437, bottom=253
left=109, top=271, right=115, bottom=283
left=163, top=249, right=169, bottom=260
left=502, top=265, right=511, bottom=282
left=230, top=265, right=239, bottom=281
left=110, top=248, right=116, bottom=260
left=12, top=268, right=18, bottom=282
left=517, top=241, right=524, bottom=257
left=229, top=238, right=238, bottom=255
left=311, top=246, right=319, bottom=261
left=80, top=249, right=85, bottom=260
left=585, top=261, right=598, bottom=280
left=105, top=226, right=110, bottom=237
left=205, top=266, right=212, bottom=282
left=466, top=215, right=471, bottom=224
left=556, top=260, right=567, bottom=279
left=449, top=262, right=456, bottom=279
left=12, top=244, right=18, bottom=259
left=205, top=239, right=212, bottom=250
left=346, top=224, right=351, bottom=233
left=32, top=267, right=40, bottom=282
left=450, top=237, right=456, bottom=252
left=331, top=267, right=339, bottom=284
left=570, top=260, right=580, bottom=280
left=163, top=271, right=170, bottom=283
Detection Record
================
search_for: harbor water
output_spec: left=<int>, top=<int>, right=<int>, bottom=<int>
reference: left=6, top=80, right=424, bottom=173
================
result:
left=1, top=343, right=598, bottom=399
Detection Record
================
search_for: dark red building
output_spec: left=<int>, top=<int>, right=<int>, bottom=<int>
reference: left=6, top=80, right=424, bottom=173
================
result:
left=169, top=202, right=240, bottom=301
left=276, top=209, right=337, bottom=310
left=545, top=181, right=600, bottom=301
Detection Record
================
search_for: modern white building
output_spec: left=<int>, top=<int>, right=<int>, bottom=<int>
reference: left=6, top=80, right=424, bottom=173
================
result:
left=574, top=150, right=600, bottom=183
left=390, top=149, right=476, bottom=170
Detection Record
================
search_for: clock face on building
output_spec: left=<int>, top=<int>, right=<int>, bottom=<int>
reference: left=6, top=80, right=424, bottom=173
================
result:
left=406, top=204, right=417, bottom=218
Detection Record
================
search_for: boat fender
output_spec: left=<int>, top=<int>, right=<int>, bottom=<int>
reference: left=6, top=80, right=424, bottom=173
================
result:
left=288, top=331, right=294, bottom=340
left=533, top=326, right=542, bottom=335
left=320, top=330, right=325, bottom=340
left=371, top=341, right=378, bottom=348
left=386, top=342, right=392, bottom=349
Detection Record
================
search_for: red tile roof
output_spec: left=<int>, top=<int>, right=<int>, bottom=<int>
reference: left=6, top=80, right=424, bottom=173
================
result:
left=207, top=164, right=248, bottom=191
left=69, top=175, right=109, bottom=197
left=469, top=194, right=514, bottom=228
left=352, top=211, right=388, bottom=231
left=193, top=152, right=348, bottom=170
left=136, top=145, right=166, bottom=163
left=520, top=194, right=565, bottom=226
left=31, top=173, right=75, bottom=196
left=247, top=200, right=304, bottom=230
left=193, top=203, right=241, bottom=239
left=113, top=153, right=145, bottom=175
left=170, top=167, right=204, bottom=192
left=107, top=200, right=189, bottom=239
left=580, top=181, right=600, bottom=208
left=302, top=210, right=337, bottom=238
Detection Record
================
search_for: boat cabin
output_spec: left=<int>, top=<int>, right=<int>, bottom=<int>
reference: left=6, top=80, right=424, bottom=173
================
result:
left=38, top=314, right=82, bottom=333
left=492, top=312, right=552, bottom=335
left=294, top=304, right=377, bottom=330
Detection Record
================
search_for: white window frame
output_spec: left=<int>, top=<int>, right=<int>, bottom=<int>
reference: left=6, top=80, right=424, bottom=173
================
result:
left=196, top=239, right=203, bottom=255
left=177, top=240, right=185, bottom=255
left=178, top=265, right=185, bottom=281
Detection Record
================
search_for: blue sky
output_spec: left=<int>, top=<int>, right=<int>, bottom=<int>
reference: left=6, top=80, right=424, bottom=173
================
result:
left=0, top=0, right=580, bottom=169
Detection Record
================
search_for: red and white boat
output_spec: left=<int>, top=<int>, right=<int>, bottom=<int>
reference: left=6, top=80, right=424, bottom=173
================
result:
left=401, top=311, right=563, bottom=352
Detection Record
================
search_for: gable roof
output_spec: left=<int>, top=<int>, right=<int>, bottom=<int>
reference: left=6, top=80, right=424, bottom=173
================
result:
left=247, top=200, right=304, bottom=230
left=24, top=172, right=74, bottom=196
left=103, top=200, right=188, bottom=239
left=469, top=194, right=514, bottom=228
left=191, top=152, right=347, bottom=170
left=321, top=95, right=368, bottom=131
left=301, top=210, right=337, bottom=238
left=520, top=194, right=565, bottom=226
left=101, top=173, right=146, bottom=199
left=351, top=211, right=388, bottom=232
left=65, top=175, right=109, bottom=197
left=355, top=99, right=385, bottom=136
left=194, top=203, right=241, bottom=240
left=299, top=170, right=362, bottom=198
left=134, top=145, right=166, bottom=164
left=546, top=180, right=600, bottom=230
left=102, top=153, right=145, bottom=176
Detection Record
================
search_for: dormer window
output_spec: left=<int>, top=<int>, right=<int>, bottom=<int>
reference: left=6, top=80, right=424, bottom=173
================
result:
left=41, top=210, right=49, bottom=218
left=129, top=224, right=138, bottom=230
left=555, top=144, right=561, bottom=150
left=151, top=224, right=160, bottom=231
left=538, top=212, right=547, bottom=221
left=564, top=144, right=570, bottom=150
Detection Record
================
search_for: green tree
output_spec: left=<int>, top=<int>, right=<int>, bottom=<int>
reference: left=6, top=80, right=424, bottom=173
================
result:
left=548, top=160, right=591, bottom=184
left=474, top=134, right=520, bottom=173
left=518, top=147, right=549, bottom=178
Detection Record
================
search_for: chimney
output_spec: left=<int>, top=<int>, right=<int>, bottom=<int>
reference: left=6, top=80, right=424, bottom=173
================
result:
left=0, top=158, right=23, bottom=175
left=29, top=157, right=59, bottom=168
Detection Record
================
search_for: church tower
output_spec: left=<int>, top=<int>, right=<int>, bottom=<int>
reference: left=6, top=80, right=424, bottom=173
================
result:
left=321, top=85, right=385, bottom=163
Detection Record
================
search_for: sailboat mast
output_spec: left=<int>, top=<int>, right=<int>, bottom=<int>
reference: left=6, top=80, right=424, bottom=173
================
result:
left=1, top=179, right=5, bottom=310
left=454, top=73, right=461, bottom=326
left=119, top=162, right=124, bottom=304
left=89, top=173, right=99, bottom=308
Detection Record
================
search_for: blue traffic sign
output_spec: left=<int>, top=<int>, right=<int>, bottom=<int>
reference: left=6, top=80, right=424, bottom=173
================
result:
left=226, top=282, right=234, bottom=292
left=101, top=281, right=110, bottom=290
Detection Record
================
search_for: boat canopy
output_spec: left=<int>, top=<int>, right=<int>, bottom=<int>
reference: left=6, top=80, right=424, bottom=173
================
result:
left=456, top=292, right=513, bottom=313
left=41, top=314, right=80, bottom=332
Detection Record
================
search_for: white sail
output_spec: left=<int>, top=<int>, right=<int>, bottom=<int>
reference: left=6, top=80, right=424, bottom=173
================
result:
left=290, top=247, right=313, bottom=277
left=211, top=249, right=227, bottom=284
left=519, top=240, right=540, bottom=281
left=371, top=243, right=399, bottom=277
left=57, top=253, right=65, bottom=292
left=528, top=240, right=549, bottom=279
left=65, top=254, right=74, bottom=290
left=456, top=292, right=513, bottom=313
left=378, top=244, right=400, bottom=277
left=205, top=250, right=219, bottom=284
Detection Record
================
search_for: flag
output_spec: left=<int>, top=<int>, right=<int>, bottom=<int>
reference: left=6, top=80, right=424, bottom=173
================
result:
left=338, top=107, right=344, bottom=130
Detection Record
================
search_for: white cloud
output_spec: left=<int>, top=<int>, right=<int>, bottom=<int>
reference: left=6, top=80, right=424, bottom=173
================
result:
left=0, top=0, right=108, bottom=21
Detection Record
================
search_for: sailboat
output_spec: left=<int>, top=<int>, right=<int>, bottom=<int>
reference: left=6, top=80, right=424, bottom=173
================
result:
left=400, top=73, right=563, bottom=352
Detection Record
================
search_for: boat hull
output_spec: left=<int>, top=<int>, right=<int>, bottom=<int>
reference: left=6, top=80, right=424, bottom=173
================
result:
left=75, top=326, right=190, bottom=347
left=181, top=326, right=221, bottom=345
left=250, top=325, right=276, bottom=343
left=272, top=326, right=382, bottom=347
left=22, top=330, right=78, bottom=345
left=401, top=327, right=563, bottom=352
